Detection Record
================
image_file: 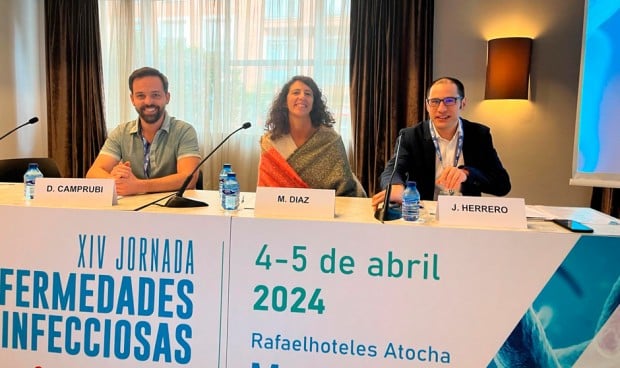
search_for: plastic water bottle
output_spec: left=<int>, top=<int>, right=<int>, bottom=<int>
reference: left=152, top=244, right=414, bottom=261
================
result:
left=221, top=171, right=239, bottom=210
left=219, top=163, right=232, bottom=198
left=24, top=163, right=44, bottom=200
left=402, top=181, right=420, bottom=221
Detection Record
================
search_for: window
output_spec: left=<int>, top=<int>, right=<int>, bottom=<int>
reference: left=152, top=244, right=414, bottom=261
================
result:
left=265, top=0, right=299, bottom=19
left=98, top=0, right=351, bottom=190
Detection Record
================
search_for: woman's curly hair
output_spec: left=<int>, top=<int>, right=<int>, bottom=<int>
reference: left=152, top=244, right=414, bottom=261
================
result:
left=265, top=75, right=335, bottom=140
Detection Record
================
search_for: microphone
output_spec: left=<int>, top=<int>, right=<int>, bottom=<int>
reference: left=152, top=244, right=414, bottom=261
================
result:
left=0, top=117, right=39, bottom=141
left=374, top=130, right=404, bottom=222
left=164, top=121, right=252, bottom=208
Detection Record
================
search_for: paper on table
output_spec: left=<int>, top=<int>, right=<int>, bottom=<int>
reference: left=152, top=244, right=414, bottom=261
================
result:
left=527, top=205, right=619, bottom=225
left=526, top=205, right=556, bottom=220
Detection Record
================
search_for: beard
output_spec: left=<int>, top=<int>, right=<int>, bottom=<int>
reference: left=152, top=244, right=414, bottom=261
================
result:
left=137, top=105, right=165, bottom=124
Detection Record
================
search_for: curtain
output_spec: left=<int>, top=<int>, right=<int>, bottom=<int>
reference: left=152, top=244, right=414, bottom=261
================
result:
left=98, top=0, right=351, bottom=192
left=45, top=0, right=107, bottom=178
left=350, top=0, right=433, bottom=196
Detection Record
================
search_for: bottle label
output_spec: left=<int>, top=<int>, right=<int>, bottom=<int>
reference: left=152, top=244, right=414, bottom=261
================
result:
left=402, top=200, right=420, bottom=221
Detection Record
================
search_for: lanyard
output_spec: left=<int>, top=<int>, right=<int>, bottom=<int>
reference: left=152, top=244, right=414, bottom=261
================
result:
left=429, top=119, right=464, bottom=168
left=141, top=136, right=151, bottom=178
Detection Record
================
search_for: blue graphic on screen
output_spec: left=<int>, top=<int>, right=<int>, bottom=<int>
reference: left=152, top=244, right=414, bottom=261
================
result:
left=488, top=236, right=620, bottom=367
left=577, top=2, right=620, bottom=174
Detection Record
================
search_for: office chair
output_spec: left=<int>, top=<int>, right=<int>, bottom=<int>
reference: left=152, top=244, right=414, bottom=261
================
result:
left=0, top=157, right=63, bottom=182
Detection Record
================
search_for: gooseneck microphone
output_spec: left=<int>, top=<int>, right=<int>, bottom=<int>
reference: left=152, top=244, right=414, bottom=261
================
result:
left=0, top=117, right=39, bottom=141
left=374, top=130, right=404, bottom=223
left=163, top=121, right=252, bottom=208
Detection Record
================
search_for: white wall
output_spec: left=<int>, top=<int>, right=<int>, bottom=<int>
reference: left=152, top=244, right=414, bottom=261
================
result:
left=0, top=0, right=47, bottom=159
left=434, top=0, right=591, bottom=206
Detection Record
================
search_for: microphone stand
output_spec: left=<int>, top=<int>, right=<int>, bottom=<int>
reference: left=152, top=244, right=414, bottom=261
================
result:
left=0, top=117, right=39, bottom=141
left=163, top=175, right=209, bottom=208
left=163, top=121, right=252, bottom=208
left=132, top=193, right=176, bottom=212
left=374, top=132, right=404, bottom=223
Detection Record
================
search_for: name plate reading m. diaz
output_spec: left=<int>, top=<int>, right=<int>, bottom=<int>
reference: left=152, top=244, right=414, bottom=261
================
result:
left=437, top=195, right=526, bottom=229
left=254, top=186, right=335, bottom=220
left=34, top=178, right=117, bottom=206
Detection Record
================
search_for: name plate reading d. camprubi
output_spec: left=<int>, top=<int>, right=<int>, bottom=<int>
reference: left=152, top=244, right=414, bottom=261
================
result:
left=34, top=178, right=117, bottom=206
left=437, top=195, right=526, bottom=229
left=254, top=186, right=335, bottom=220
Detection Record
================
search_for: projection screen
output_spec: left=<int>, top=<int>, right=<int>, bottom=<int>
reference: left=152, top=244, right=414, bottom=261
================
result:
left=571, top=1, right=620, bottom=189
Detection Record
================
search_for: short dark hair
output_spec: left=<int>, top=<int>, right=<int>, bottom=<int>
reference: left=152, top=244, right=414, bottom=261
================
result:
left=427, top=77, right=465, bottom=98
left=128, top=67, right=169, bottom=93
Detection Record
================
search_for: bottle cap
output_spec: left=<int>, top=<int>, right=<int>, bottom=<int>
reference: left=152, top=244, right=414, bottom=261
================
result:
left=406, top=181, right=416, bottom=186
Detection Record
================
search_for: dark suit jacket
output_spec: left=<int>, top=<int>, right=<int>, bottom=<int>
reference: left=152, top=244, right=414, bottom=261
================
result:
left=380, top=118, right=511, bottom=200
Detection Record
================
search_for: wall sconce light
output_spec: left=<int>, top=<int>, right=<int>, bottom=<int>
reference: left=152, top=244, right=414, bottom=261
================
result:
left=485, top=37, right=533, bottom=99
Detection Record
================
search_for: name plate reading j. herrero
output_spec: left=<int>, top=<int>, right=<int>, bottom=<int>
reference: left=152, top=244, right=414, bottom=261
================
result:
left=254, top=186, right=335, bottom=219
left=437, top=195, right=526, bottom=229
left=34, top=178, right=117, bottom=206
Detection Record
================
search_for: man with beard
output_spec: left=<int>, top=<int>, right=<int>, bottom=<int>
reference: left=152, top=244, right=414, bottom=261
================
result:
left=87, top=67, right=201, bottom=196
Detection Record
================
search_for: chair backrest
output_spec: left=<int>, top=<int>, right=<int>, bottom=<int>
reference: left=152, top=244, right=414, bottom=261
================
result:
left=196, top=170, right=204, bottom=190
left=0, top=158, right=63, bottom=182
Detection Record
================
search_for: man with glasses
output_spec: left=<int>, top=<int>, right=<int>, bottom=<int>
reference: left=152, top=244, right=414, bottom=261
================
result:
left=372, top=76, right=511, bottom=207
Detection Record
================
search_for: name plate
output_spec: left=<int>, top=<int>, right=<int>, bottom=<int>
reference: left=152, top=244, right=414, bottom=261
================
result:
left=34, top=178, right=117, bottom=206
left=254, top=186, right=335, bottom=220
left=437, top=195, right=526, bottom=229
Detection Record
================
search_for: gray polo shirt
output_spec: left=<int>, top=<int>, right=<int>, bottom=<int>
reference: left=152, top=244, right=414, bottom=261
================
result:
left=100, top=114, right=200, bottom=179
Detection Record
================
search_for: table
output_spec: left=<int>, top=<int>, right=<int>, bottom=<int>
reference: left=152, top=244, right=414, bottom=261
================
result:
left=1, top=183, right=619, bottom=367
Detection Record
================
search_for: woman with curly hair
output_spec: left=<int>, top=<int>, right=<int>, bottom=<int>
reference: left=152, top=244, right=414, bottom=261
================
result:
left=257, top=75, right=366, bottom=197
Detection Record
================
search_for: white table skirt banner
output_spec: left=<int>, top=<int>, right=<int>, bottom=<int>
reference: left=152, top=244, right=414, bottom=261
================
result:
left=1, top=205, right=619, bottom=367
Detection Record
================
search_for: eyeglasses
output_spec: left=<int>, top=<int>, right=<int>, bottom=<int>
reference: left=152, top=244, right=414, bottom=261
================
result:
left=426, top=97, right=461, bottom=108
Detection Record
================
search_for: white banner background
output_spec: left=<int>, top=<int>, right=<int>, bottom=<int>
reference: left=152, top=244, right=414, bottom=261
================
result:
left=227, top=217, right=580, bottom=367
left=3, top=205, right=616, bottom=367
left=0, top=206, right=229, bottom=368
